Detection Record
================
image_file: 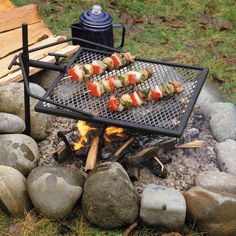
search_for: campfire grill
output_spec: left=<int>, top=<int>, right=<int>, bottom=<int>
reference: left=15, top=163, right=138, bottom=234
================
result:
left=14, top=24, right=208, bottom=137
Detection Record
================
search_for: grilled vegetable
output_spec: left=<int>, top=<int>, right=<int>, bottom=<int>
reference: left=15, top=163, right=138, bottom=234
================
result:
left=107, top=81, right=184, bottom=112
left=68, top=52, right=136, bottom=82
left=87, top=66, right=153, bottom=97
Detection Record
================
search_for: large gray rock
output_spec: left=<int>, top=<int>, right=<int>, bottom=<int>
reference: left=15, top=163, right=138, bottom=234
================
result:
left=196, top=80, right=223, bottom=114
left=0, top=134, right=39, bottom=176
left=27, top=166, right=85, bottom=219
left=208, top=103, right=236, bottom=141
left=0, top=83, right=50, bottom=140
left=184, top=186, right=236, bottom=236
left=140, top=184, right=186, bottom=231
left=0, top=112, right=25, bottom=134
left=215, top=139, right=236, bottom=175
left=0, top=165, right=32, bottom=217
left=82, top=162, right=139, bottom=229
left=195, top=171, right=236, bottom=196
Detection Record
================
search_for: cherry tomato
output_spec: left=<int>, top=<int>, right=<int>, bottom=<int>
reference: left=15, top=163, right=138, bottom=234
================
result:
left=130, top=93, right=138, bottom=107
left=68, top=68, right=78, bottom=81
left=151, top=90, right=161, bottom=101
left=92, top=64, right=100, bottom=75
left=87, top=82, right=100, bottom=97
left=107, top=77, right=115, bottom=93
left=128, top=74, right=136, bottom=85
left=107, top=98, right=119, bottom=111
left=111, top=54, right=121, bottom=67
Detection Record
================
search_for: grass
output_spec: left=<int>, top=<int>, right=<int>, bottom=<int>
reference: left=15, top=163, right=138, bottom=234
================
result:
left=1, top=0, right=235, bottom=235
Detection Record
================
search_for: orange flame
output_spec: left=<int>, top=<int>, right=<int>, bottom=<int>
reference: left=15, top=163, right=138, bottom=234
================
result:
left=73, top=120, right=96, bottom=151
left=104, top=126, right=124, bottom=143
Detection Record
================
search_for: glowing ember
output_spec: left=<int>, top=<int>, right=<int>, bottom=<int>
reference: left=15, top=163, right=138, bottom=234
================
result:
left=73, top=120, right=96, bottom=151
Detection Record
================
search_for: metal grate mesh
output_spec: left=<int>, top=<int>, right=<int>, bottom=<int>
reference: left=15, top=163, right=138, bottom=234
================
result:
left=41, top=49, right=204, bottom=134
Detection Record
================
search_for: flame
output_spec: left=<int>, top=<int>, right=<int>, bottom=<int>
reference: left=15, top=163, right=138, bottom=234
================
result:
left=73, top=120, right=96, bottom=151
left=104, top=126, right=124, bottom=143
left=105, top=126, right=124, bottom=137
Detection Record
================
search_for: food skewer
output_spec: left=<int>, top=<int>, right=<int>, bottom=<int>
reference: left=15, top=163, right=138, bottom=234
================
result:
left=86, top=66, right=153, bottom=97
left=67, top=52, right=135, bottom=82
left=107, top=81, right=184, bottom=112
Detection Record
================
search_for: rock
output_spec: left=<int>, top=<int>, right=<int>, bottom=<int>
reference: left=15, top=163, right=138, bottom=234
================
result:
left=206, top=103, right=236, bottom=141
left=0, top=83, right=50, bottom=140
left=0, top=112, right=25, bottom=134
left=196, top=80, right=223, bottom=114
left=0, top=165, right=32, bottom=217
left=140, top=184, right=186, bottom=231
left=82, top=162, right=139, bottom=229
left=0, top=134, right=39, bottom=176
left=27, top=166, right=85, bottom=219
left=184, top=186, right=236, bottom=236
left=195, top=171, right=236, bottom=196
left=31, top=70, right=60, bottom=90
left=215, top=139, right=236, bottom=175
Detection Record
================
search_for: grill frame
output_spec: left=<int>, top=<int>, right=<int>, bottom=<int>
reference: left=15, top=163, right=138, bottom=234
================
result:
left=34, top=47, right=208, bottom=137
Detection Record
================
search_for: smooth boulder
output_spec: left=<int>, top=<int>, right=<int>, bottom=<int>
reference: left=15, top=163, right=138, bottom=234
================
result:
left=195, top=171, right=236, bottom=195
left=215, top=139, right=236, bottom=175
left=82, top=162, right=139, bottom=229
left=0, top=165, right=32, bottom=217
left=0, top=134, right=39, bottom=176
left=0, top=112, right=25, bottom=134
left=0, top=83, right=50, bottom=140
left=27, top=166, right=85, bottom=219
left=140, top=184, right=186, bottom=231
left=184, top=186, right=236, bottom=236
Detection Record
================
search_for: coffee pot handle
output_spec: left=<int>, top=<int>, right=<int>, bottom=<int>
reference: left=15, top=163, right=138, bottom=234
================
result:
left=112, top=23, right=126, bottom=49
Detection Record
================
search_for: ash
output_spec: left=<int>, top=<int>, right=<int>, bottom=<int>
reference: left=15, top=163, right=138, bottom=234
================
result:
left=38, top=109, right=219, bottom=193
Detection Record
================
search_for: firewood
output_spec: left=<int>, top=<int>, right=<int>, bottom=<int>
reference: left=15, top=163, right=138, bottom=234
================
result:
left=0, top=0, right=15, bottom=12
left=123, top=222, right=138, bottom=236
left=53, top=143, right=69, bottom=163
left=0, top=36, right=67, bottom=78
left=110, top=137, right=135, bottom=162
left=153, top=156, right=164, bottom=172
left=176, top=140, right=206, bottom=148
left=0, top=45, right=80, bottom=86
left=0, top=4, right=40, bottom=33
left=127, top=166, right=140, bottom=181
left=0, top=21, right=52, bottom=58
left=85, top=136, right=99, bottom=172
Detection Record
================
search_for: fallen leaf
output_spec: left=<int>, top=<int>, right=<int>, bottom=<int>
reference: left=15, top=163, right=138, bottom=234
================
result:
left=224, top=56, right=236, bottom=65
left=147, top=16, right=163, bottom=25
left=133, top=16, right=145, bottom=24
left=107, top=1, right=118, bottom=9
left=120, top=12, right=129, bottom=25
left=212, top=72, right=224, bottom=83
left=8, top=222, right=23, bottom=236
left=162, top=233, right=182, bottom=236
left=198, top=15, right=214, bottom=25
left=215, top=21, right=233, bottom=30
left=204, top=0, right=217, bottom=15
left=166, top=19, right=185, bottom=28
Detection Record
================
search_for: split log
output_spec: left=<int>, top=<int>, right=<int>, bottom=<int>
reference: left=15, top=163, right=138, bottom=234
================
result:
left=0, top=36, right=67, bottom=78
left=53, top=143, right=69, bottom=163
left=110, top=137, right=135, bottom=162
left=0, top=4, right=41, bottom=33
left=0, top=21, right=52, bottom=58
left=85, top=136, right=99, bottom=172
left=0, top=45, right=80, bottom=86
left=0, top=0, right=15, bottom=12
left=176, top=140, right=207, bottom=148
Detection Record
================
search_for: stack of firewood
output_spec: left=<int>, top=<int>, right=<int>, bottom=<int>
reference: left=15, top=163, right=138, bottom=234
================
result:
left=0, top=1, right=79, bottom=86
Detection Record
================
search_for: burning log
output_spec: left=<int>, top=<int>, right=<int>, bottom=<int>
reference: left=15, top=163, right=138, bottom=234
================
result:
left=110, top=137, right=135, bottom=162
left=53, top=143, right=70, bottom=163
left=85, top=136, right=100, bottom=172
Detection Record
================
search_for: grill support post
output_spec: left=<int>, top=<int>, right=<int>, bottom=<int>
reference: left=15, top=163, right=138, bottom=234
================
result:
left=22, top=23, right=31, bottom=135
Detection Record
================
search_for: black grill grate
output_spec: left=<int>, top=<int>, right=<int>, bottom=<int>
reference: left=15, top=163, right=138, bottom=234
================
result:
left=36, top=48, right=208, bottom=137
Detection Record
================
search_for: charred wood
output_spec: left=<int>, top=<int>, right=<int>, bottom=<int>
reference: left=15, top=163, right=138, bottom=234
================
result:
left=127, top=166, right=140, bottom=182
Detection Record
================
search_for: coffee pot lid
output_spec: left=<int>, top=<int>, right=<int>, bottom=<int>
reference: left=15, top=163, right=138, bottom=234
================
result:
left=80, top=5, right=113, bottom=28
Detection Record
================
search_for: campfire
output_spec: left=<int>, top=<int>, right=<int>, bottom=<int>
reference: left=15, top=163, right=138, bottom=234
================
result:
left=54, top=120, right=202, bottom=180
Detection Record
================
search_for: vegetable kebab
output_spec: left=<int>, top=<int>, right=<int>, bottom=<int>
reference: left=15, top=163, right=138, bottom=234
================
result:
left=107, top=81, right=184, bottom=112
left=67, top=52, right=135, bottom=82
left=86, top=66, right=153, bottom=97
